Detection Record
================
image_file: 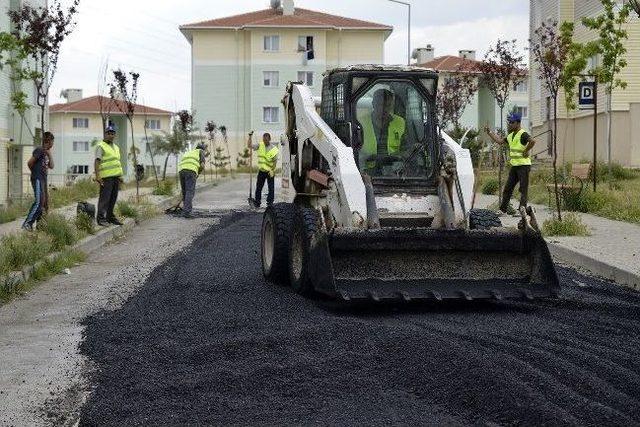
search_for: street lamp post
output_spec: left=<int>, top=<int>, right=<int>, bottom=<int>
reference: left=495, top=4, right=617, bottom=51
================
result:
left=388, top=0, right=411, bottom=65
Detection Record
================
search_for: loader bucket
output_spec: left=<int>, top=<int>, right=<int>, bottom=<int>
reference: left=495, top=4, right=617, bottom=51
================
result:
left=308, top=228, right=560, bottom=302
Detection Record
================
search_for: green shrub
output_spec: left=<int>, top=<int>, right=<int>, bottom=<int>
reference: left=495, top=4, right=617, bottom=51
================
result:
left=116, top=201, right=138, bottom=219
left=594, top=162, right=637, bottom=182
left=74, top=212, right=96, bottom=235
left=0, top=199, right=32, bottom=225
left=481, top=178, right=500, bottom=195
left=542, top=213, right=590, bottom=237
left=152, top=180, right=175, bottom=196
left=36, top=214, right=79, bottom=251
left=0, top=233, right=53, bottom=275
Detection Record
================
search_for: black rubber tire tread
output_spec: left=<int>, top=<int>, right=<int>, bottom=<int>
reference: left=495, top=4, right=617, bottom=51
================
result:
left=469, top=208, right=502, bottom=230
left=289, top=206, right=321, bottom=297
left=262, top=203, right=295, bottom=284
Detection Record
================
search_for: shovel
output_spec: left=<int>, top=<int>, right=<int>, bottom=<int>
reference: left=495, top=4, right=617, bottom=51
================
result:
left=247, top=131, right=257, bottom=208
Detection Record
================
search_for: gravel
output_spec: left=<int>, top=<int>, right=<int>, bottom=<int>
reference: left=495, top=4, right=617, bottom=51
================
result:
left=79, top=212, right=640, bottom=426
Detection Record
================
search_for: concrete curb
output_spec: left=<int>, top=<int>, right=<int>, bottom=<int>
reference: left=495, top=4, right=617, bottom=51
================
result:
left=0, top=180, right=219, bottom=296
left=549, top=242, right=640, bottom=291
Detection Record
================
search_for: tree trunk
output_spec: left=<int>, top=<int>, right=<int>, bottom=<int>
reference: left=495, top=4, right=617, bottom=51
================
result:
left=128, top=118, right=139, bottom=202
left=606, top=87, right=613, bottom=184
left=162, top=154, right=169, bottom=180
left=552, top=97, right=562, bottom=221
left=497, top=106, right=504, bottom=207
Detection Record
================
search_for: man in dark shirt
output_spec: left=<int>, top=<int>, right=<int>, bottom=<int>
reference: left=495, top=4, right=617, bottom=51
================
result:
left=484, top=112, right=536, bottom=213
left=22, top=132, right=55, bottom=231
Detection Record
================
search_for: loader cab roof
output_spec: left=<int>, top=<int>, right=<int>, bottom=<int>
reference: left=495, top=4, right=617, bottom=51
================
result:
left=324, top=64, right=438, bottom=78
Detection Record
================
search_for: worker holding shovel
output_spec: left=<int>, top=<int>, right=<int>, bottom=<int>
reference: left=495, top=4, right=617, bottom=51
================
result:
left=247, top=131, right=279, bottom=208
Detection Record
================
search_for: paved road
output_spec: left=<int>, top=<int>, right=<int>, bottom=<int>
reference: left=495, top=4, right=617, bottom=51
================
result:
left=79, top=213, right=640, bottom=425
left=2, top=179, right=639, bottom=426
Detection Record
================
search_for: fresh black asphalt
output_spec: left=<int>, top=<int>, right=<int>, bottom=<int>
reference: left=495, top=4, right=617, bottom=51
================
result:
left=79, top=212, right=640, bottom=426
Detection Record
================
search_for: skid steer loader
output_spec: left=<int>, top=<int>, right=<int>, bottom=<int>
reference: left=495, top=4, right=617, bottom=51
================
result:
left=260, top=65, right=559, bottom=302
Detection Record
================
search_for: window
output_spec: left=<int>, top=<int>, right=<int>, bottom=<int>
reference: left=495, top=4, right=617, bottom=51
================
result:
left=513, top=80, right=528, bottom=93
left=145, top=119, right=161, bottom=130
left=70, top=165, right=89, bottom=174
left=72, top=141, right=89, bottom=152
left=335, top=84, right=345, bottom=120
left=297, top=71, right=314, bottom=86
left=297, top=36, right=314, bottom=52
left=263, top=107, right=279, bottom=123
left=263, top=71, right=279, bottom=87
left=514, top=106, right=528, bottom=118
left=263, top=35, right=280, bottom=52
left=72, top=118, right=89, bottom=128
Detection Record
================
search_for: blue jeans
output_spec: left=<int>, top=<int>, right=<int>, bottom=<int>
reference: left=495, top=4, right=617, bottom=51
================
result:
left=23, top=178, right=45, bottom=226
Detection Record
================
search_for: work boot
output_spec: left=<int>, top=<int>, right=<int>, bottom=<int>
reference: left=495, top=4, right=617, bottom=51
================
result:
left=21, top=223, right=33, bottom=232
left=108, top=217, right=124, bottom=226
left=97, top=218, right=110, bottom=227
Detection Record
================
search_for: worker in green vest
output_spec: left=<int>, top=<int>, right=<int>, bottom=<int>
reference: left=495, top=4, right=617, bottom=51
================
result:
left=359, top=88, right=406, bottom=174
left=484, top=112, right=537, bottom=214
left=178, top=143, right=206, bottom=218
left=248, top=132, right=278, bottom=207
left=95, top=124, right=124, bottom=226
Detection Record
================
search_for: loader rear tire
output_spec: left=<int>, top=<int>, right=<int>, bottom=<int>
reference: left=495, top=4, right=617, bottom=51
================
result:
left=469, top=208, right=502, bottom=230
left=289, top=206, right=320, bottom=296
left=261, top=203, right=295, bottom=284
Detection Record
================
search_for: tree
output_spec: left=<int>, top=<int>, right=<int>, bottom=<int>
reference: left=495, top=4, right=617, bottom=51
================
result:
left=213, top=146, right=230, bottom=176
left=205, top=121, right=218, bottom=179
left=219, top=125, right=233, bottom=177
left=152, top=119, right=189, bottom=180
left=97, top=59, right=114, bottom=137
left=476, top=40, right=526, bottom=205
left=237, top=148, right=251, bottom=169
left=141, top=103, right=160, bottom=187
left=531, top=20, right=582, bottom=220
left=581, top=0, right=631, bottom=180
left=1, top=0, right=80, bottom=139
left=436, top=65, right=478, bottom=131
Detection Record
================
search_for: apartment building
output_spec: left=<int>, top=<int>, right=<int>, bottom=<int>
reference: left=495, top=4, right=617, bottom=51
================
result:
left=530, top=0, right=640, bottom=166
left=179, top=0, right=392, bottom=165
left=49, top=91, right=174, bottom=185
left=0, top=0, right=46, bottom=206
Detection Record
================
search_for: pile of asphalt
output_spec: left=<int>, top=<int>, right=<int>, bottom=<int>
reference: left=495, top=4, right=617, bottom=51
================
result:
left=79, top=213, right=640, bottom=426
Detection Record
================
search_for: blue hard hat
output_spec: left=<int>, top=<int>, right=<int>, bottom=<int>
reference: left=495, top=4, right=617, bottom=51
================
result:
left=507, top=112, right=522, bottom=123
left=105, top=124, right=116, bottom=133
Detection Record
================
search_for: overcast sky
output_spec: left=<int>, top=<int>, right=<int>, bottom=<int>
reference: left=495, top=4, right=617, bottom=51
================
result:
left=51, top=0, right=529, bottom=111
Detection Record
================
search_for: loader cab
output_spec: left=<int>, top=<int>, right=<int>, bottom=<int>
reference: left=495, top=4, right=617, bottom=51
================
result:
left=321, top=66, right=440, bottom=194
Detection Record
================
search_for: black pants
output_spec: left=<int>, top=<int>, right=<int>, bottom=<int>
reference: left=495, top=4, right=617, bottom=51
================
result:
left=97, top=177, right=120, bottom=220
left=179, top=170, right=197, bottom=214
left=255, top=170, right=274, bottom=207
left=500, top=165, right=530, bottom=212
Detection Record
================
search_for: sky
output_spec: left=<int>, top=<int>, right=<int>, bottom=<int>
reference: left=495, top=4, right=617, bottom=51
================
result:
left=50, top=0, right=529, bottom=112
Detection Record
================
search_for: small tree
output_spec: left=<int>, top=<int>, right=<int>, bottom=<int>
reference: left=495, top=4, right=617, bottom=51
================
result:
left=436, top=65, right=478, bottom=131
left=97, top=60, right=114, bottom=137
left=141, top=103, right=160, bottom=187
left=237, top=148, right=251, bottom=169
left=219, top=125, right=233, bottom=177
left=531, top=21, right=582, bottom=220
left=476, top=40, right=526, bottom=205
left=204, top=121, right=218, bottom=179
left=213, top=145, right=230, bottom=177
left=153, top=119, right=189, bottom=180
left=109, top=69, right=141, bottom=200
left=2, top=0, right=80, bottom=138
left=581, top=0, right=631, bottom=181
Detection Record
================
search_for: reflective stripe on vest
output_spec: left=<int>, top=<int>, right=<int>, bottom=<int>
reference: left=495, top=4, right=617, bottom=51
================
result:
left=258, top=142, right=279, bottom=173
left=507, top=129, right=531, bottom=166
left=98, top=141, right=123, bottom=179
left=361, top=113, right=405, bottom=169
left=178, top=148, right=201, bottom=174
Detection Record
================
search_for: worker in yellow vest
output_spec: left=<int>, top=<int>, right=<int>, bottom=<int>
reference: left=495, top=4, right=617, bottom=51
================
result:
left=178, top=143, right=206, bottom=218
left=484, top=112, right=537, bottom=214
left=358, top=88, right=406, bottom=174
left=94, top=124, right=124, bottom=226
left=247, top=132, right=278, bottom=208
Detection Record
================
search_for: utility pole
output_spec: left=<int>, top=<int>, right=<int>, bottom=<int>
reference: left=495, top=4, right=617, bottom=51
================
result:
left=388, top=0, right=411, bottom=65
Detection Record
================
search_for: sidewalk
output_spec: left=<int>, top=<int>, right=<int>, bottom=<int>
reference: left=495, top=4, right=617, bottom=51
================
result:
left=475, top=194, right=640, bottom=290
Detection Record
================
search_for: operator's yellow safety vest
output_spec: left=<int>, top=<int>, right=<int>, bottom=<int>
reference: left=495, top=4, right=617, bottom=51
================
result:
left=361, top=113, right=405, bottom=169
left=258, top=142, right=279, bottom=173
left=98, top=141, right=123, bottom=179
left=507, top=129, right=531, bottom=167
left=178, top=148, right=202, bottom=175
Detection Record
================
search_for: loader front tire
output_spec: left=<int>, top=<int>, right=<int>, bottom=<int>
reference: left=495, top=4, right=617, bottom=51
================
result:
left=469, top=208, right=502, bottom=230
left=288, top=207, right=320, bottom=296
left=261, top=203, right=295, bottom=284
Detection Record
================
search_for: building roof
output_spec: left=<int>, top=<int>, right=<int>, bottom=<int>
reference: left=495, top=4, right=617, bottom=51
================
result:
left=180, top=7, right=392, bottom=31
left=49, top=96, right=173, bottom=116
left=417, top=55, right=483, bottom=73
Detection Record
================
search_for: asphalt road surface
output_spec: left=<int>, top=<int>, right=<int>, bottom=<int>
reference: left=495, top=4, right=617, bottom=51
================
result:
left=78, top=211, right=640, bottom=426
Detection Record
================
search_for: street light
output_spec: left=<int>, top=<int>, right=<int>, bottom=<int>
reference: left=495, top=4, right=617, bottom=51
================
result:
left=387, top=0, right=411, bottom=66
